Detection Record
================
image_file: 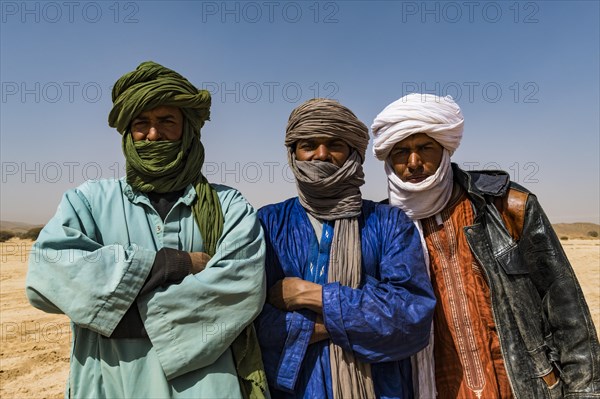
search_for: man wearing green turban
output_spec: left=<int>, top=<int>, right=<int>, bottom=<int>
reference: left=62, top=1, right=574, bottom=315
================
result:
left=26, top=61, right=268, bottom=398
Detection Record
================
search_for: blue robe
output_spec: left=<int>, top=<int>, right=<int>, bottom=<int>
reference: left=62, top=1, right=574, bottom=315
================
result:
left=256, top=198, right=435, bottom=398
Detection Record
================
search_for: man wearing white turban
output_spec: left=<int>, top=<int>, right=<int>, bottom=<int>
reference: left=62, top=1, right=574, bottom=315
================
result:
left=372, top=93, right=599, bottom=399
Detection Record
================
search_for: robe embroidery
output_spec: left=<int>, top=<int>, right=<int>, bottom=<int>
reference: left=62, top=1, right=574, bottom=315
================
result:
left=424, top=192, right=513, bottom=399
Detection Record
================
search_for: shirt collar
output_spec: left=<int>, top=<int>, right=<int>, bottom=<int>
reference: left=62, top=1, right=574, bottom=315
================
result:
left=122, top=178, right=197, bottom=206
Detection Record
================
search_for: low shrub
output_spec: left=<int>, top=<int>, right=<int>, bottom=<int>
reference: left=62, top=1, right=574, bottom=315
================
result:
left=20, top=227, right=43, bottom=241
left=0, top=230, right=15, bottom=242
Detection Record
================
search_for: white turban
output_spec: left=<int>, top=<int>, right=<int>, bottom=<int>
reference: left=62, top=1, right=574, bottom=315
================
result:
left=369, top=93, right=466, bottom=221
left=371, top=93, right=464, bottom=161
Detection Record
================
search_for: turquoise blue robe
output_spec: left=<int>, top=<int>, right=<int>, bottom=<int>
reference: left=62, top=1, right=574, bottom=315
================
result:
left=26, top=178, right=266, bottom=398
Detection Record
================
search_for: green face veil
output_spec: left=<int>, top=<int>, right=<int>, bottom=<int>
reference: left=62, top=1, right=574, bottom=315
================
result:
left=108, top=61, right=222, bottom=257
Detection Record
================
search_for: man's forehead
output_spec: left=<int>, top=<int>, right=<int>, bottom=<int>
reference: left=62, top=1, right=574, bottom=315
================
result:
left=298, top=135, right=346, bottom=143
left=395, top=133, right=438, bottom=146
left=133, top=105, right=182, bottom=119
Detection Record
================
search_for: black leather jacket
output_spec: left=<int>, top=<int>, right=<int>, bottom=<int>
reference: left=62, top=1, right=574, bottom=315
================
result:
left=454, top=164, right=600, bottom=398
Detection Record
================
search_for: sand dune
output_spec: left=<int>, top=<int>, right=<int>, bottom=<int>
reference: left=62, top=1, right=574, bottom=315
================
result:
left=1, top=238, right=598, bottom=398
left=0, top=221, right=43, bottom=235
left=553, top=223, right=600, bottom=240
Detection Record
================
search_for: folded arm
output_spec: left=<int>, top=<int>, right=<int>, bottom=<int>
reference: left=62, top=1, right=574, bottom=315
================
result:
left=138, top=188, right=267, bottom=379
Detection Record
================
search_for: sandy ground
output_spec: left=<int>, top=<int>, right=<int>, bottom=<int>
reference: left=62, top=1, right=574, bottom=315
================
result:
left=0, top=240, right=70, bottom=399
left=1, top=238, right=599, bottom=399
left=560, top=239, right=600, bottom=334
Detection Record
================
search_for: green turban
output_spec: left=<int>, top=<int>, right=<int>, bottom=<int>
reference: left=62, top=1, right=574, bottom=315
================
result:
left=109, top=60, right=210, bottom=134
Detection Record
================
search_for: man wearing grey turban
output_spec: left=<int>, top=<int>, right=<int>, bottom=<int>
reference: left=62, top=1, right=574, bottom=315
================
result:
left=255, top=98, right=435, bottom=398
left=26, top=61, right=268, bottom=398
left=372, top=93, right=599, bottom=399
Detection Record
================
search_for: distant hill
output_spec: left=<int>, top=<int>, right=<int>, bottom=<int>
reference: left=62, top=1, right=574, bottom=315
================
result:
left=552, top=223, right=599, bottom=240
left=0, top=221, right=44, bottom=234
left=2, top=220, right=599, bottom=240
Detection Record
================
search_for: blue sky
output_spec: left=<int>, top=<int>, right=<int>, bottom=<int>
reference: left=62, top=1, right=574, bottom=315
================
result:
left=1, top=0, right=599, bottom=224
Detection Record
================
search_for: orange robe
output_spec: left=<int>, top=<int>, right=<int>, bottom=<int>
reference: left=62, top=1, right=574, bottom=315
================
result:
left=423, top=192, right=513, bottom=399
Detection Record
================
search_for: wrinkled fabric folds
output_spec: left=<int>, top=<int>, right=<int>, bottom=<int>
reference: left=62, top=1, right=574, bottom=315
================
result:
left=292, top=158, right=364, bottom=221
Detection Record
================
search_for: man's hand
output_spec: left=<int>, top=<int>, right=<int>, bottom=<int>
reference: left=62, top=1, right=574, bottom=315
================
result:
left=188, top=252, right=211, bottom=274
left=268, top=277, right=323, bottom=314
left=309, top=315, right=329, bottom=344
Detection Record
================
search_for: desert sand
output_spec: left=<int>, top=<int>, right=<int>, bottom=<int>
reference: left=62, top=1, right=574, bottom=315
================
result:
left=1, top=238, right=599, bottom=398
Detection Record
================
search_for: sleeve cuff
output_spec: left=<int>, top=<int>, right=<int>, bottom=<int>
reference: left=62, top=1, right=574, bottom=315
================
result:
left=90, top=245, right=155, bottom=336
left=162, top=248, right=191, bottom=283
left=275, top=310, right=315, bottom=391
left=139, top=248, right=190, bottom=297
left=322, top=282, right=351, bottom=350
